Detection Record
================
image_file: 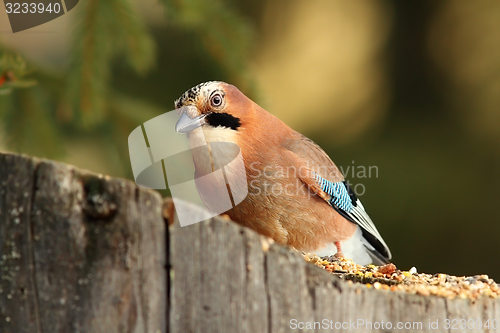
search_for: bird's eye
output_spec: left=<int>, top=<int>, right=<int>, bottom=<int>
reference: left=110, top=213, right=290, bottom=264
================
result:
left=210, top=93, right=223, bottom=108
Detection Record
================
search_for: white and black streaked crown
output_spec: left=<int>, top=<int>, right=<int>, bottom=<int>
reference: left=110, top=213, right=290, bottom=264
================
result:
left=174, top=81, right=241, bottom=131
left=174, top=81, right=221, bottom=109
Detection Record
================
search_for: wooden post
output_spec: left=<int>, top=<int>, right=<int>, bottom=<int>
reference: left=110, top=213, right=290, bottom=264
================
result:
left=169, top=208, right=500, bottom=333
left=1, top=152, right=499, bottom=333
left=0, top=153, right=166, bottom=333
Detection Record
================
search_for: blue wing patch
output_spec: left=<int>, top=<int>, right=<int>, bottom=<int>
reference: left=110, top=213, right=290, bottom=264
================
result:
left=311, top=171, right=392, bottom=262
left=312, top=172, right=353, bottom=212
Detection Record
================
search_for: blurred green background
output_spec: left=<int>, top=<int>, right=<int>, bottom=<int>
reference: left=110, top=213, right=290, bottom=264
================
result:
left=1, top=0, right=499, bottom=280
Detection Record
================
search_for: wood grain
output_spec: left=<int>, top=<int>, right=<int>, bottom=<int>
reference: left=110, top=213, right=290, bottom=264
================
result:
left=0, top=153, right=165, bottom=333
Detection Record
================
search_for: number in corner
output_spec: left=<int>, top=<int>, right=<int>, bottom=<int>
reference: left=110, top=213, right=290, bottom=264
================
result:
left=4, top=2, right=62, bottom=14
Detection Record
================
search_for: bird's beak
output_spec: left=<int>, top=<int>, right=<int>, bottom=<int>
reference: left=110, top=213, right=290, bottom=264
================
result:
left=175, top=106, right=207, bottom=133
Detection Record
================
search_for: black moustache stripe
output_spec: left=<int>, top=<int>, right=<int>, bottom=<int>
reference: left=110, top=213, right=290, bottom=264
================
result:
left=206, top=113, right=241, bottom=130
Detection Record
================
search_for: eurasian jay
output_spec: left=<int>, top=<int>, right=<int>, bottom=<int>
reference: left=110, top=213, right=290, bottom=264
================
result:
left=174, top=81, right=391, bottom=265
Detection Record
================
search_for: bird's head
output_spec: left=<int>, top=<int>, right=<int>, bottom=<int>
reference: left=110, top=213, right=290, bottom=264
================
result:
left=174, top=81, right=253, bottom=135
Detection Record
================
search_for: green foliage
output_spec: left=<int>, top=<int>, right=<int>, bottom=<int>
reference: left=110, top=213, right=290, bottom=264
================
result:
left=0, top=49, right=62, bottom=158
left=68, top=0, right=156, bottom=127
left=0, top=0, right=255, bottom=172
left=0, top=87, right=64, bottom=157
left=162, top=0, right=255, bottom=92
left=0, top=51, right=37, bottom=95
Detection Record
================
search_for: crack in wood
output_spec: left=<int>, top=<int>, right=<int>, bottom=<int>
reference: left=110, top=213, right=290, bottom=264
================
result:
left=28, top=161, right=43, bottom=333
left=264, top=252, right=272, bottom=333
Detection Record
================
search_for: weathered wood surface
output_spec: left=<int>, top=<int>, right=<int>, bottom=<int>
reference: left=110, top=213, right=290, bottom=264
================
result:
left=1, top=152, right=500, bottom=333
left=169, top=208, right=500, bottom=333
left=0, top=152, right=166, bottom=333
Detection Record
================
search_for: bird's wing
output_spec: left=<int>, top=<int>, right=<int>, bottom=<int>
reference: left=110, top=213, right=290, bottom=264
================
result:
left=285, top=134, right=392, bottom=262
left=284, top=135, right=344, bottom=183
left=311, top=173, right=391, bottom=262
